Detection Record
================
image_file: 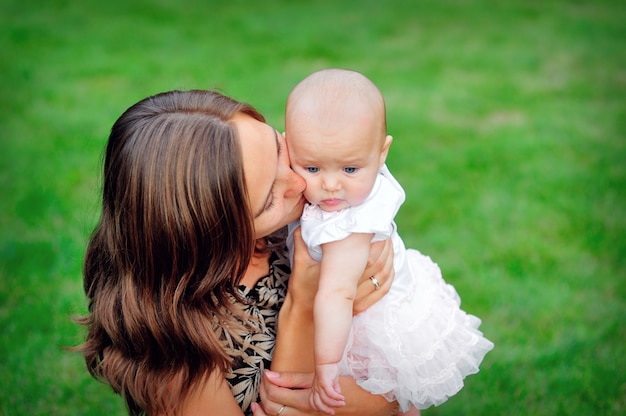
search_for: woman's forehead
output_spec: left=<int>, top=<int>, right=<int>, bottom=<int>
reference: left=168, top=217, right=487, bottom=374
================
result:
left=233, top=114, right=278, bottom=214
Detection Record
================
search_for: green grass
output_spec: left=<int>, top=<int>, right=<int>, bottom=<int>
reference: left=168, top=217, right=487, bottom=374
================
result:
left=1, top=0, right=624, bottom=414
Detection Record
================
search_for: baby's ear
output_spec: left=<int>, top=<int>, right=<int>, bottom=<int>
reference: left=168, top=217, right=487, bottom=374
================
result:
left=379, top=135, right=393, bottom=166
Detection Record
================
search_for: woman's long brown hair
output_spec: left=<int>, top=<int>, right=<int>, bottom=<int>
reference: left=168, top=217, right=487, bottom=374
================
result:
left=75, top=90, right=265, bottom=415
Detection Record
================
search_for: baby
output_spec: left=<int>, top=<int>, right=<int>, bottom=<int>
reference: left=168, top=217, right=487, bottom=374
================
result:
left=285, top=68, right=494, bottom=415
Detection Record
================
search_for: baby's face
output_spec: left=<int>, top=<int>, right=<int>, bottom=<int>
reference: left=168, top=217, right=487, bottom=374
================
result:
left=287, top=122, right=386, bottom=212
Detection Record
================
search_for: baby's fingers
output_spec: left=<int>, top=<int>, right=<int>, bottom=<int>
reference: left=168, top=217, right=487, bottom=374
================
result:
left=311, top=391, right=340, bottom=415
left=323, top=384, right=345, bottom=403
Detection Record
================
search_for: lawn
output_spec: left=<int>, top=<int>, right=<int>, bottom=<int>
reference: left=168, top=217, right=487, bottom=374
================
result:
left=0, top=0, right=624, bottom=415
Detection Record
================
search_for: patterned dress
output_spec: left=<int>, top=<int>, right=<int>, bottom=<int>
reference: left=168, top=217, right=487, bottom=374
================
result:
left=218, top=244, right=291, bottom=415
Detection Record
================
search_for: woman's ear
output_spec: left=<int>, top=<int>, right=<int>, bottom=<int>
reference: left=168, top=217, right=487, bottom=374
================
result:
left=379, top=135, right=393, bottom=166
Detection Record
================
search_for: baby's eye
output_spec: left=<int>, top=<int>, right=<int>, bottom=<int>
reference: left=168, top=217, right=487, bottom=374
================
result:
left=344, top=167, right=358, bottom=174
left=306, top=166, right=319, bottom=173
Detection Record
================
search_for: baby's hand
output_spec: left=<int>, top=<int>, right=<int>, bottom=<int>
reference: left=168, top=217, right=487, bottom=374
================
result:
left=309, top=363, right=345, bottom=415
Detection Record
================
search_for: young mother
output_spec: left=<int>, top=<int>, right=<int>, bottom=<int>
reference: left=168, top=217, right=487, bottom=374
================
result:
left=77, top=90, right=401, bottom=415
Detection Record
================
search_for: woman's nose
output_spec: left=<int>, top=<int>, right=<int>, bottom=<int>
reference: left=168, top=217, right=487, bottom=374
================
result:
left=285, top=169, right=306, bottom=197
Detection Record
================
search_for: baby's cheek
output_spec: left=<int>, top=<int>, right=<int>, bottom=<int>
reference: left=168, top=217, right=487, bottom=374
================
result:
left=353, top=187, right=372, bottom=205
left=303, top=188, right=317, bottom=204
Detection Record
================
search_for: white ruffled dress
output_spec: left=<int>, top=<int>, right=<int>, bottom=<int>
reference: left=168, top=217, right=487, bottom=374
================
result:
left=298, top=165, right=494, bottom=412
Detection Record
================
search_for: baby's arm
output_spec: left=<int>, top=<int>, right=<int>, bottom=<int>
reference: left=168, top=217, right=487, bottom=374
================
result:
left=311, top=232, right=373, bottom=414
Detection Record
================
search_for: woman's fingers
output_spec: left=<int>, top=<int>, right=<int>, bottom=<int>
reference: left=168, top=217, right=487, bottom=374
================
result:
left=354, top=238, right=394, bottom=314
left=364, top=238, right=393, bottom=287
left=259, top=370, right=315, bottom=412
left=250, top=402, right=268, bottom=415
left=265, top=370, right=314, bottom=389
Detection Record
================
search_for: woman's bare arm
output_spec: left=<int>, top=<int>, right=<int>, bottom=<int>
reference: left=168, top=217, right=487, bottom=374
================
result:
left=257, top=371, right=399, bottom=416
left=177, top=369, right=244, bottom=416
left=271, top=227, right=320, bottom=372
left=264, top=228, right=399, bottom=415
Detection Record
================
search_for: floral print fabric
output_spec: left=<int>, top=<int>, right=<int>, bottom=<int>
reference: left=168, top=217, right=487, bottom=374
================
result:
left=219, top=246, right=290, bottom=415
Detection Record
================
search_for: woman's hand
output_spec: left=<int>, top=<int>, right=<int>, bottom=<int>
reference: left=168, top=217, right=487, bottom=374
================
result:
left=256, top=370, right=400, bottom=416
left=353, top=238, right=394, bottom=314
left=289, top=226, right=394, bottom=316
left=255, top=370, right=316, bottom=415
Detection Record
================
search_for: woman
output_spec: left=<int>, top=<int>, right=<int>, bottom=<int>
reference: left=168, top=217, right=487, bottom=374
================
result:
left=76, top=90, right=399, bottom=415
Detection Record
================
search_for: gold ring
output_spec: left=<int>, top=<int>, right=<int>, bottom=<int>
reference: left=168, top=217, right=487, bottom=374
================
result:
left=277, top=404, right=286, bottom=415
left=370, top=276, right=380, bottom=290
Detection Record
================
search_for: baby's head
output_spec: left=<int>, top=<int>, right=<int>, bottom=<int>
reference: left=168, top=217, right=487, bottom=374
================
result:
left=286, top=69, right=392, bottom=212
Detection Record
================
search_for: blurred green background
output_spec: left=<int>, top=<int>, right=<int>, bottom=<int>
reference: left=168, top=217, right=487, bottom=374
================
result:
left=1, top=0, right=624, bottom=414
